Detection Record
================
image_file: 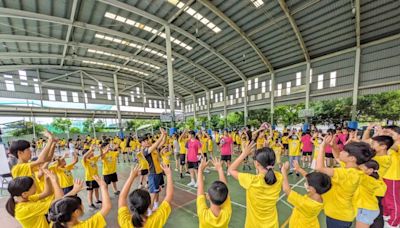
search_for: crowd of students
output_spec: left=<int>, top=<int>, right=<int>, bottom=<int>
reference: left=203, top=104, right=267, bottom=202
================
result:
left=3, top=122, right=400, bottom=228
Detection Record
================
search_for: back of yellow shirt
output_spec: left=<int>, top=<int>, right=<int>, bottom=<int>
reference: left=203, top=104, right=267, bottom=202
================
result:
left=12, top=163, right=42, bottom=194
left=238, top=172, right=283, bottom=228
left=137, top=152, right=149, bottom=170
left=383, top=149, right=400, bottom=180
left=15, top=196, right=52, bottom=228
left=208, top=139, right=213, bottom=152
left=49, top=163, right=75, bottom=188
left=73, top=212, right=106, bottom=228
left=322, top=167, right=362, bottom=222
left=356, top=174, right=386, bottom=210
left=288, top=191, right=323, bottom=228
left=161, top=150, right=172, bottom=165
left=118, top=201, right=171, bottom=228
left=197, top=195, right=232, bottom=228
left=256, top=137, right=266, bottom=150
left=102, top=151, right=119, bottom=175
left=82, top=156, right=99, bottom=181
left=179, top=139, right=188, bottom=154
left=200, top=137, right=208, bottom=153
left=288, top=139, right=301, bottom=156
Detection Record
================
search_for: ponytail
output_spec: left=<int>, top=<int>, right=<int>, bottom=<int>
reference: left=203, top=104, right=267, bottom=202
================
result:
left=264, top=167, right=277, bottom=185
left=254, top=148, right=277, bottom=185
left=6, top=197, right=16, bottom=217
left=363, top=160, right=380, bottom=180
left=6, top=176, right=34, bottom=217
left=48, top=196, right=82, bottom=228
left=128, top=189, right=151, bottom=227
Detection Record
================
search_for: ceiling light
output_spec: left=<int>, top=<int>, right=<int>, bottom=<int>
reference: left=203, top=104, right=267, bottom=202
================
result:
left=104, top=12, right=117, bottom=19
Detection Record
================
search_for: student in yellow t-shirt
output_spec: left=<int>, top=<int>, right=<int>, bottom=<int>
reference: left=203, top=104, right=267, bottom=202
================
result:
left=118, top=164, right=173, bottom=228
left=199, top=131, right=210, bottom=159
left=270, top=139, right=283, bottom=168
left=48, top=176, right=111, bottom=228
left=120, top=138, right=130, bottom=163
left=288, top=133, right=302, bottom=176
left=197, top=157, right=232, bottom=228
left=356, top=160, right=387, bottom=227
left=10, top=131, right=56, bottom=194
left=214, top=130, right=220, bottom=145
left=281, top=133, right=289, bottom=156
left=208, top=137, right=214, bottom=158
left=160, top=146, right=172, bottom=166
left=136, top=150, right=149, bottom=189
left=311, top=133, right=323, bottom=170
left=100, top=141, right=120, bottom=195
left=82, top=146, right=102, bottom=210
left=256, top=131, right=267, bottom=150
left=316, top=136, right=374, bottom=227
left=228, top=142, right=283, bottom=228
left=281, top=160, right=332, bottom=228
left=240, top=132, right=251, bottom=171
left=6, top=170, right=64, bottom=228
left=49, top=152, right=79, bottom=195
left=178, top=131, right=189, bottom=178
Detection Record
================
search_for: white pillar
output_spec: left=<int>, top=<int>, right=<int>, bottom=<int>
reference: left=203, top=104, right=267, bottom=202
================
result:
left=165, top=25, right=176, bottom=128
left=206, top=90, right=211, bottom=128
left=36, top=69, right=43, bottom=108
left=352, top=47, right=361, bottom=120
left=305, top=62, right=311, bottom=123
left=80, top=71, right=87, bottom=110
left=223, top=86, right=227, bottom=128
left=113, top=74, right=122, bottom=129
left=270, top=73, right=275, bottom=125
left=141, top=82, right=146, bottom=113
left=192, top=95, right=197, bottom=121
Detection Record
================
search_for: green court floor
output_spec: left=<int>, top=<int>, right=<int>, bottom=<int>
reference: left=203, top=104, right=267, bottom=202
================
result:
left=1, top=150, right=332, bottom=228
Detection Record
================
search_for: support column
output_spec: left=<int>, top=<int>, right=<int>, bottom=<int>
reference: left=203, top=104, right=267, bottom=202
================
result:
left=206, top=90, right=211, bottom=128
left=243, top=80, right=248, bottom=126
left=141, top=82, right=146, bottom=113
left=223, top=86, right=227, bottom=128
left=305, top=62, right=311, bottom=123
left=192, top=95, right=197, bottom=121
left=36, top=69, right=43, bottom=108
left=352, top=47, right=361, bottom=121
left=113, top=74, right=122, bottom=129
left=80, top=71, right=87, bottom=110
left=165, top=25, right=175, bottom=128
left=270, top=73, right=275, bottom=125
left=32, top=115, right=36, bottom=139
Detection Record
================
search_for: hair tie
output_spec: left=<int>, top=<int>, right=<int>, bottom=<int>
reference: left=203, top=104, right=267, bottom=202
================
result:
left=373, top=170, right=378, bottom=173
left=266, top=166, right=274, bottom=170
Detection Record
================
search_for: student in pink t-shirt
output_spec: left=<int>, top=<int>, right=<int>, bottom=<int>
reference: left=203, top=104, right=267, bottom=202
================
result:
left=324, top=129, right=336, bottom=167
left=186, top=130, right=202, bottom=187
left=219, top=129, right=233, bottom=175
left=301, top=131, right=313, bottom=168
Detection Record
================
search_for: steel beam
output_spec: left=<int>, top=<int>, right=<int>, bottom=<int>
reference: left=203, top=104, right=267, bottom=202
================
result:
left=60, top=0, right=78, bottom=66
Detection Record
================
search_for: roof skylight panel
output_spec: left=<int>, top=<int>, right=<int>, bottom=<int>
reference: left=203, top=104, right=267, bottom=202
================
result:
left=167, top=0, right=222, bottom=34
left=81, top=60, right=149, bottom=76
left=94, top=33, right=174, bottom=61
left=251, top=0, right=264, bottom=8
left=104, top=12, right=192, bottom=51
left=86, top=49, right=160, bottom=69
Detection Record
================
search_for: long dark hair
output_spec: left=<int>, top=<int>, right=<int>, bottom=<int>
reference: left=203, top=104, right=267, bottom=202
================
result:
left=128, top=189, right=151, bottom=227
left=363, top=160, right=380, bottom=180
left=254, top=147, right=277, bottom=185
left=48, top=196, right=82, bottom=228
left=6, top=176, right=34, bottom=217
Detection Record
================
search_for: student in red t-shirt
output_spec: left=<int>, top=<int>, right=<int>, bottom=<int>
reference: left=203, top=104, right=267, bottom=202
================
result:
left=186, top=131, right=202, bottom=187
left=220, top=129, right=234, bottom=176
left=301, top=130, right=313, bottom=168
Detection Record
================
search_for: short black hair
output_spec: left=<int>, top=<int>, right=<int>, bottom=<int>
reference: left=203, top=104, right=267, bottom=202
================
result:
left=9, top=140, right=30, bottom=158
left=138, top=136, right=147, bottom=143
left=306, top=172, right=332, bottom=194
left=189, top=130, right=195, bottom=136
left=207, top=181, right=229, bottom=206
left=344, top=141, right=375, bottom=165
left=372, top=135, right=394, bottom=150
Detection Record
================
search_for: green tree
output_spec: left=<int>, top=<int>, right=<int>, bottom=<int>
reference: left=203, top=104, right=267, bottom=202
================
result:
left=51, top=118, right=72, bottom=133
left=9, top=121, right=45, bottom=137
left=227, top=111, right=244, bottom=128
left=69, top=127, right=80, bottom=134
left=274, top=103, right=305, bottom=126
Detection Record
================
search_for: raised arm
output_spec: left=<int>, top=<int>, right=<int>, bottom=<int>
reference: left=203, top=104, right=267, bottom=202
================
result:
left=197, top=158, right=208, bottom=196
left=228, top=141, right=255, bottom=179
left=281, top=162, right=291, bottom=195
left=362, top=124, right=374, bottom=141
left=161, top=164, right=174, bottom=203
left=93, top=175, right=111, bottom=216
left=118, top=164, right=141, bottom=208
left=148, top=128, right=167, bottom=153
left=43, top=169, right=63, bottom=200
left=65, top=179, right=85, bottom=197
left=82, top=145, right=95, bottom=162
left=293, top=160, right=308, bottom=177
left=315, top=136, right=334, bottom=177
left=212, top=157, right=226, bottom=184
left=37, top=171, right=54, bottom=200
left=31, top=131, right=55, bottom=168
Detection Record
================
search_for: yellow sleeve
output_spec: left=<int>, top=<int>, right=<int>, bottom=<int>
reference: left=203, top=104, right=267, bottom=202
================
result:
left=196, top=195, right=208, bottom=219
left=222, top=195, right=232, bottom=212
left=151, top=201, right=171, bottom=225
left=332, top=167, right=346, bottom=184
left=65, top=163, right=75, bottom=171
left=118, top=207, right=133, bottom=228
left=28, top=194, right=40, bottom=202
left=238, top=173, right=254, bottom=189
left=79, top=212, right=107, bottom=227
left=11, top=163, right=32, bottom=178
left=287, top=191, right=306, bottom=212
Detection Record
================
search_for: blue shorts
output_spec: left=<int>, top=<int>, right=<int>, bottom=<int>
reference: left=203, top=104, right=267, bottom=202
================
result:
left=356, top=208, right=380, bottom=225
left=148, top=173, right=164, bottom=194
left=62, top=186, right=73, bottom=195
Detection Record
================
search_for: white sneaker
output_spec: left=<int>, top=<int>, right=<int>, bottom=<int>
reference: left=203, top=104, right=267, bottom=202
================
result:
left=174, top=168, right=178, bottom=172
left=194, top=183, right=198, bottom=188
left=227, top=172, right=231, bottom=176
left=187, top=181, right=195, bottom=187
left=383, top=215, right=390, bottom=222
left=204, top=169, right=210, bottom=173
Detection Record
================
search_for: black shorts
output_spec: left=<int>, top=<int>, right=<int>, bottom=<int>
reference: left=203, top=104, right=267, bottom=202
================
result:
left=325, top=153, right=334, bottom=158
left=221, top=155, right=232, bottom=162
left=202, top=153, right=208, bottom=161
left=103, top=173, right=118, bottom=184
left=141, top=169, right=149, bottom=176
left=86, top=180, right=99, bottom=190
left=188, top=161, right=198, bottom=169
left=82, top=149, right=89, bottom=155
left=283, top=144, right=289, bottom=150
left=179, top=154, right=186, bottom=165
left=302, top=151, right=312, bottom=156
left=62, top=186, right=74, bottom=195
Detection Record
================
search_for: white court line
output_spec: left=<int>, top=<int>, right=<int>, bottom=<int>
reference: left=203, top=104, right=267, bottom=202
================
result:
left=278, top=177, right=305, bottom=201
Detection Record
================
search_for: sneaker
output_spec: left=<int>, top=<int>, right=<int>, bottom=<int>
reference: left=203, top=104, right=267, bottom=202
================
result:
left=114, top=191, right=120, bottom=195
left=296, top=173, right=300, bottom=177
left=89, top=204, right=98, bottom=210
left=180, top=173, right=183, bottom=179
left=96, top=200, right=102, bottom=204
left=184, top=173, right=191, bottom=176
left=194, top=183, right=198, bottom=188
left=227, top=172, right=231, bottom=176
left=187, top=181, right=195, bottom=187
left=288, top=172, right=293, bottom=175
left=174, top=168, right=178, bottom=172
left=383, top=215, right=390, bottom=221
left=204, top=169, right=210, bottom=173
